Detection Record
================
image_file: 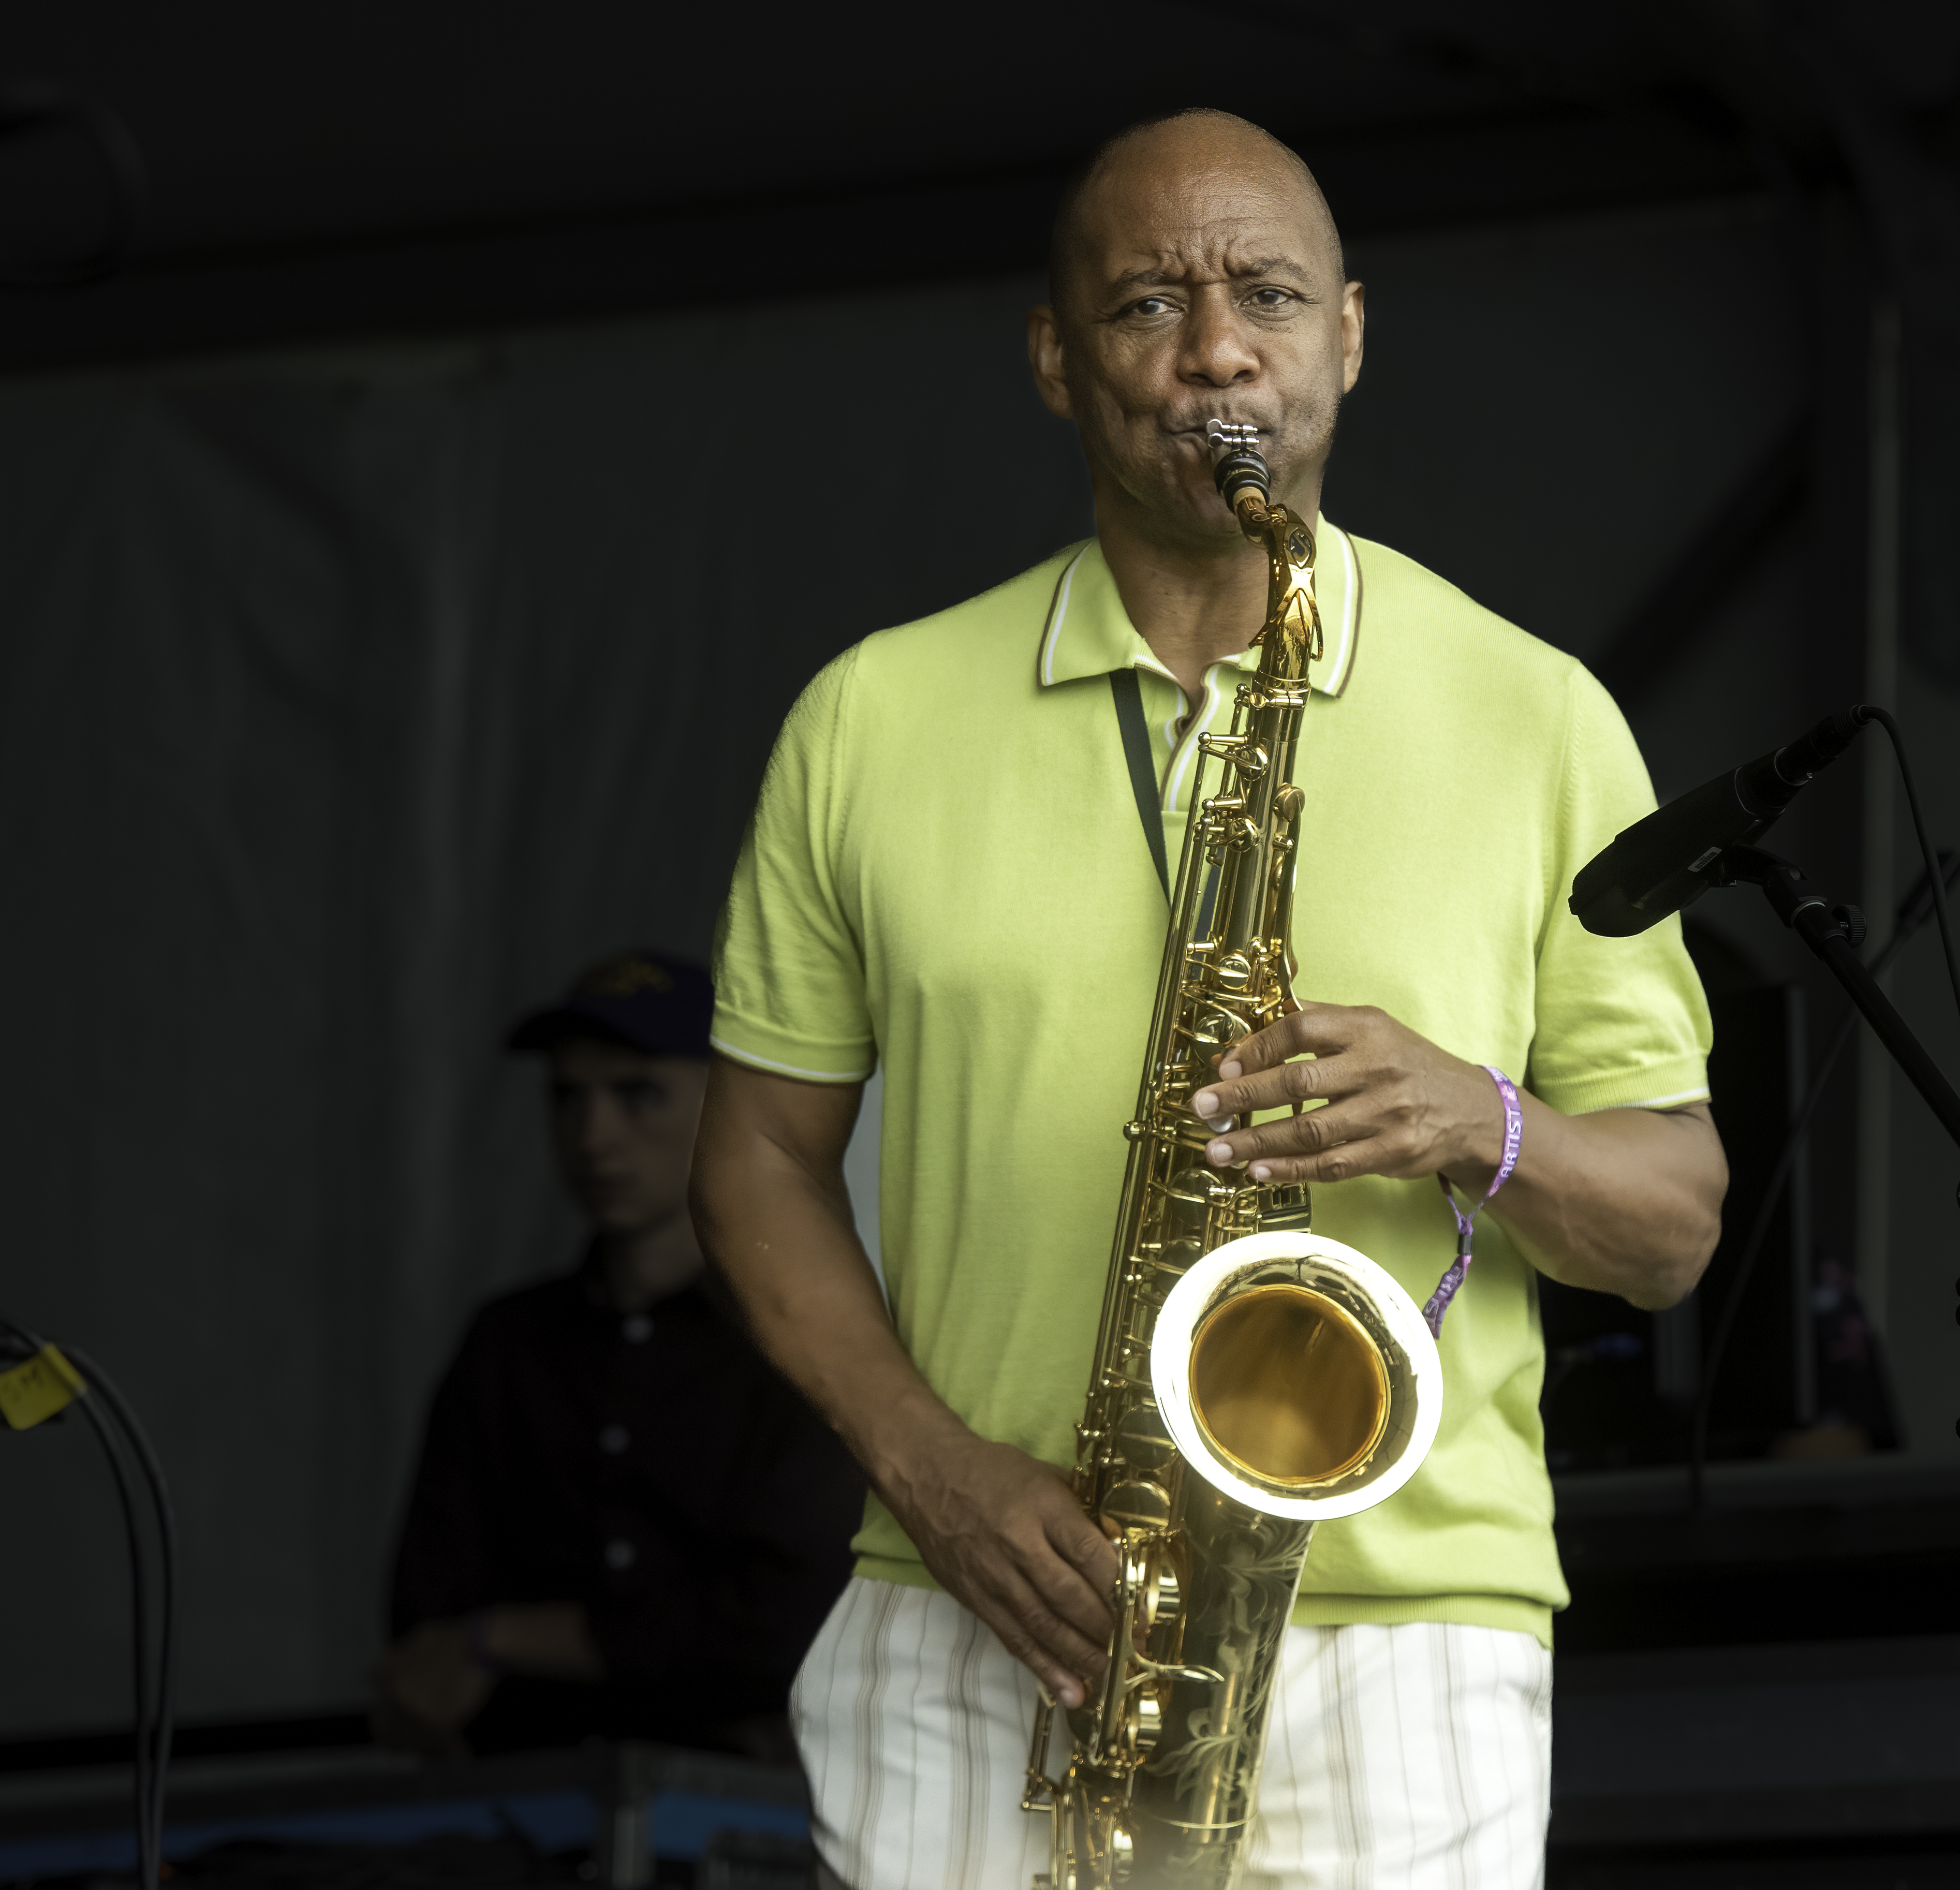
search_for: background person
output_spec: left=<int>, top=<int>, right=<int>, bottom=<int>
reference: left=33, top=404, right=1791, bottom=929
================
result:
left=692, top=110, right=1725, bottom=1887
left=374, top=950, right=863, bottom=1758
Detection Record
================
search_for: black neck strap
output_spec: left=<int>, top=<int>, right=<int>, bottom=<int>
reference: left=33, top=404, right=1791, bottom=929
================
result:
left=1109, top=668, right=1170, bottom=899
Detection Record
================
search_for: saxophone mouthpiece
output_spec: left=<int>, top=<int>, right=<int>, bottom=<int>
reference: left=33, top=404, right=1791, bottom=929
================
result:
left=1204, top=419, right=1270, bottom=513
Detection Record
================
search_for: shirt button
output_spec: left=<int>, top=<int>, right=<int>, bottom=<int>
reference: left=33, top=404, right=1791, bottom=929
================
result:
left=604, top=1539, right=637, bottom=1571
left=621, top=1315, right=652, bottom=1343
left=598, top=1424, right=629, bottom=1455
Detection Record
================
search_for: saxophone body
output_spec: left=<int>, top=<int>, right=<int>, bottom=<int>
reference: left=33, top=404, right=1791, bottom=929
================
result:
left=1023, top=424, right=1443, bottom=1889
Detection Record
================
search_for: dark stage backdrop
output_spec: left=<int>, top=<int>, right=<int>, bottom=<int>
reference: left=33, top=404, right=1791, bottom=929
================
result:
left=2, top=197, right=1950, bottom=1737
left=0, top=281, right=1092, bottom=1735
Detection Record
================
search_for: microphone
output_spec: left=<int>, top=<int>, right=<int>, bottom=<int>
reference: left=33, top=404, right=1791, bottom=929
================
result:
left=1569, top=706, right=1869, bottom=937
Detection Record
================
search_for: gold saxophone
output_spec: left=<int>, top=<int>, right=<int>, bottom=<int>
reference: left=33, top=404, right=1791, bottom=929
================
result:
left=1023, top=421, right=1444, bottom=1889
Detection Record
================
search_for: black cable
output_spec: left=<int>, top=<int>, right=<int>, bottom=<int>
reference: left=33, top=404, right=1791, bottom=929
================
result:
left=1688, top=1009, right=1849, bottom=1511
left=73, top=1393, right=158, bottom=1890
left=1859, top=707, right=1960, bottom=1022
left=66, top=1346, right=178, bottom=1877
left=1687, top=846, right=1960, bottom=1510
left=67, top=1345, right=178, bottom=1883
left=0, top=1320, right=170, bottom=1890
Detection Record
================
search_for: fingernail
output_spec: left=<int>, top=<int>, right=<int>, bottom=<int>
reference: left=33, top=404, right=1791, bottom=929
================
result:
left=1206, top=1139, right=1233, bottom=1165
left=1220, top=1060, right=1243, bottom=1078
left=1192, top=1090, right=1219, bottom=1115
left=1250, top=1164, right=1271, bottom=1182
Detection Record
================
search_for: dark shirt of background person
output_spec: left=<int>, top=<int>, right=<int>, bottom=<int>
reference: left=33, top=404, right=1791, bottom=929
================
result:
left=374, top=950, right=865, bottom=1757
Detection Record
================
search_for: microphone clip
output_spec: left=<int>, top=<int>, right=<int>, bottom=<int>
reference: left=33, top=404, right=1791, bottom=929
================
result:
left=1703, top=845, right=1868, bottom=951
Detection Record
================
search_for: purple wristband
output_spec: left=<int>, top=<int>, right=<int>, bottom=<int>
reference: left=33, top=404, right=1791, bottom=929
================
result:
left=1422, top=1066, right=1523, bottom=1338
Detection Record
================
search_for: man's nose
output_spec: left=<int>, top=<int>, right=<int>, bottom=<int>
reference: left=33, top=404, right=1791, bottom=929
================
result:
left=1181, top=290, right=1259, bottom=387
left=574, top=1095, right=623, bottom=1154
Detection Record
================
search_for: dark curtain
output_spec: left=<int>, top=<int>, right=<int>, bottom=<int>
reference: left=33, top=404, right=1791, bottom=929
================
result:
left=0, top=281, right=1089, bottom=1733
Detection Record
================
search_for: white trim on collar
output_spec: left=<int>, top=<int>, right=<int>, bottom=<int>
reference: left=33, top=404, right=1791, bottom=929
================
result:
left=1037, top=523, right=1361, bottom=697
left=1036, top=544, right=1094, bottom=688
left=1315, top=520, right=1360, bottom=699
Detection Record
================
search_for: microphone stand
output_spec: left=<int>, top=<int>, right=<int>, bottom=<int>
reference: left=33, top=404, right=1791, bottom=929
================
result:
left=1709, top=845, right=1960, bottom=1150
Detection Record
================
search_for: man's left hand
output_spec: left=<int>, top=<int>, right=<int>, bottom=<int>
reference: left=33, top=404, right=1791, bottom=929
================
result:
left=1187, top=996, right=1728, bottom=1310
left=1190, top=1000, right=1504, bottom=1187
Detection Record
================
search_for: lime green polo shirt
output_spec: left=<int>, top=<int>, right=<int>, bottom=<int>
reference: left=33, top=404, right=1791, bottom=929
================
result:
left=711, top=529, right=1712, bottom=1649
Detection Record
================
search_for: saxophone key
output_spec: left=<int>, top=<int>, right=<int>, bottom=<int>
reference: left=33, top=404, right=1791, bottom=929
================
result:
left=1098, top=1479, right=1172, bottom=1532
left=1113, top=1402, right=1177, bottom=1470
left=1213, top=953, right=1252, bottom=991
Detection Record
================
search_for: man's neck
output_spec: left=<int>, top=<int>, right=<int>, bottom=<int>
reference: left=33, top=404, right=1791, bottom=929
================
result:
left=595, top=1214, right=705, bottom=1314
left=1094, top=474, right=1323, bottom=707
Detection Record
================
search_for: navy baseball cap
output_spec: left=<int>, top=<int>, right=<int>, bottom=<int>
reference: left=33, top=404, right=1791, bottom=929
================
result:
left=506, top=950, right=713, bottom=1059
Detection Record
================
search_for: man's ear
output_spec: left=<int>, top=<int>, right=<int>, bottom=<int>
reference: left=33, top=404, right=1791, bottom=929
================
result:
left=1027, top=304, right=1074, bottom=420
left=1340, top=282, right=1365, bottom=396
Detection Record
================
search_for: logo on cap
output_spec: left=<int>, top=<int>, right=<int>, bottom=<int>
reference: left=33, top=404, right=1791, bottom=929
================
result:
left=579, top=958, right=674, bottom=998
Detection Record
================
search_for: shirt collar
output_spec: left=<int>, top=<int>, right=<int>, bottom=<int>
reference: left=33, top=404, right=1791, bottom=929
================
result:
left=1035, top=522, right=1360, bottom=698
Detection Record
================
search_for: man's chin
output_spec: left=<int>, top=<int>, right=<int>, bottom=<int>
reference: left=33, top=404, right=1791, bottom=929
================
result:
left=581, top=1202, right=655, bottom=1235
left=1160, top=483, right=1255, bottom=543
left=1094, top=442, right=1283, bottom=543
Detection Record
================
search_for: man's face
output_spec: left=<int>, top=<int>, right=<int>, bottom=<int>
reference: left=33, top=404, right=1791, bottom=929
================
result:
left=1029, top=127, right=1364, bottom=545
left=544, top=1035, right=709, bottom=1235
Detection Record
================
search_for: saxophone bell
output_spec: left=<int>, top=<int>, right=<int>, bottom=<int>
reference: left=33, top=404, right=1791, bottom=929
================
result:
left=1153, top=1234, right=1441, bottom=1523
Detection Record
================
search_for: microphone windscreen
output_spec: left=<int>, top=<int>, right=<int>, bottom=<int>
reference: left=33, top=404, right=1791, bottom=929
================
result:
left=1569, top=769, right=1780, bottom=937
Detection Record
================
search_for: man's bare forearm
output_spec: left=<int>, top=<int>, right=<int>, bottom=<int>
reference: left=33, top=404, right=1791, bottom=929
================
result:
left=1446, top=1099, right=1725, bottom=1310
left=689, top=1057, right=969, bottom=1492
left=690, top=1055, right=1119, bottom=1704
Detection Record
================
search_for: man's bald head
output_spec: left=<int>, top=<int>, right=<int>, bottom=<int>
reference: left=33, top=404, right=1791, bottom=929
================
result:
left=1048, top=108, right=1345, bottom=317
left=1025, top=102, right=1364, bottom=552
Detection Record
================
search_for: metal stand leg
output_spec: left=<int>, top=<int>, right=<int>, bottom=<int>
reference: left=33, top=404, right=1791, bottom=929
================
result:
left=1715, top=845, right=1960, bottom=1148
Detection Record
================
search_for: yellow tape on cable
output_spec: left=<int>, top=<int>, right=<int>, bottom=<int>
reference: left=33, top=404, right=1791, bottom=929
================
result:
left=0, top=1343, right=86, bottom=1430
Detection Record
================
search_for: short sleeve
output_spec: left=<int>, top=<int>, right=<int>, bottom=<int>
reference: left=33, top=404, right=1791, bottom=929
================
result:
left=1527, top=667, right=1713, bottom=1115
left=711, top=647, right=876, bottom=1082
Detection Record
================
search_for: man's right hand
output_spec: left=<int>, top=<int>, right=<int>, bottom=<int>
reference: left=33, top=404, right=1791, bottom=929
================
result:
left=691, top=1057, right=1121, bottom=1707
left=881, top=1428, right=1118, bottom=1709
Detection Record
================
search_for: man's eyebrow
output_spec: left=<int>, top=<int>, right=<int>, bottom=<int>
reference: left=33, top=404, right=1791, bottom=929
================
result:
left=1106, top=255, right=1316, bottom=295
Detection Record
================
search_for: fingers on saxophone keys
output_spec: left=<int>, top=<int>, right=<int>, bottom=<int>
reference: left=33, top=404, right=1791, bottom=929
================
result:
left=1193, top=1077, right=1256, bottom=1120
left=1210, top=1098, right=1349, bottom=1172
left=1225, top=1007, right=1317, bottom=1074
left=1248, top=1157, right=1313, bottom=1184
left=994, top=1601, right=1102, bottom=1706
left=1026, top=1610, right=1109, bottom=1694
left=1193, top=1058, right=1320, bottom=1125
left=1203, top=1123, right=1264, bottom=1169
left=1022, top=1647, right=1085, bottom=1709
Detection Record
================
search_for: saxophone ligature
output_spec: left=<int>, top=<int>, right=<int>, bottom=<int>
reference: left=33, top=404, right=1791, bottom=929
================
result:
left=1022, top=420, right=1444, bottom=1889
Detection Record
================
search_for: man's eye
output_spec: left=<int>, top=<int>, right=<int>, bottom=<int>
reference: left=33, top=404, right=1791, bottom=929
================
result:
left=1129, top=296, right=1175, bottom=317
left=1249, top=288, right=1294, bottom=309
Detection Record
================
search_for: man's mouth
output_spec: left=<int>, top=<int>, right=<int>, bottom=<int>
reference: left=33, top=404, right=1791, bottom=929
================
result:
left=1175, top=420, right=1277, bottom=448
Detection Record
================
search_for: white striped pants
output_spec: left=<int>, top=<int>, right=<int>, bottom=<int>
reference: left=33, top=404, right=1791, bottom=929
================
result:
left=792, top=1578, right=1551, bottom=1890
